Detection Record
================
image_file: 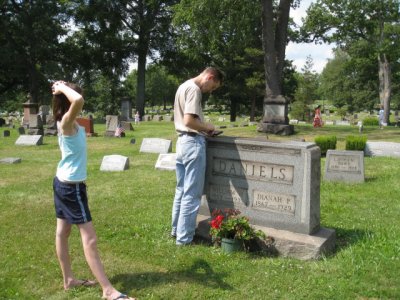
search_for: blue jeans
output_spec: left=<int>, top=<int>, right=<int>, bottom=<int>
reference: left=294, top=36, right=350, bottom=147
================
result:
left=171, top=134, right=206, bottom=245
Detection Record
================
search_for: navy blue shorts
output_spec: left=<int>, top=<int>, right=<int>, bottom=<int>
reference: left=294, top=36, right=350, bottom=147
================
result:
left=53, top=177, right=92, bottom=224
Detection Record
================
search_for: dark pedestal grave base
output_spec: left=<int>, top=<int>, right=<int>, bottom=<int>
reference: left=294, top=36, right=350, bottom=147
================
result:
left=257, top=123, right=294, bottom=135
left=196, top=214, right=335, bottom=260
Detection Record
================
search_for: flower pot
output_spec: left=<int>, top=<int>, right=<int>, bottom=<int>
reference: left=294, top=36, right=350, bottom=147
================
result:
left=221, top=238, right=243, bottom=253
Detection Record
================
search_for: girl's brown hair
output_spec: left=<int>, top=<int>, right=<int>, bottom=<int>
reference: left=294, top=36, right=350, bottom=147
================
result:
left=52, top=82, right=83, bottom=122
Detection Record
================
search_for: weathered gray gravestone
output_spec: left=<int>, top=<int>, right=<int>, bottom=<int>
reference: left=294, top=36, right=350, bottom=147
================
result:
left=0, top=157, right=21, bottom=164
left=196, top=136, right=335, bottom=260
left=100, top=155, right=129, bottom=171
left=324, top=150, right=364, bottom=183
left=105, top=115, right=120, bottom=137
left=155, top=153, right=176, bottom=171
left=140, top=138, right=172, bottom=154
left=15, top=135, right=43, bottom=146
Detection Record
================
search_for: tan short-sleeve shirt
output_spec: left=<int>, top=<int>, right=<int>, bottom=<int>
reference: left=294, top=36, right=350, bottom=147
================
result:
left=174, top=79, right=203, bottom=133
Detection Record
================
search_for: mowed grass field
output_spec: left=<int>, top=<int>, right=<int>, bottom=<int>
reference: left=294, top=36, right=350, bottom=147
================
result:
left=0, top=121, right=399, bottom=299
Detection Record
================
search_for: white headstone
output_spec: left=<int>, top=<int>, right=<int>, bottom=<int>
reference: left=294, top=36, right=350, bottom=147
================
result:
left=155, top=153, right=177, bottom=171
left=15, top=135, right=43, bottom=146
left=100, top=155, right=129, bottom=171
left=140, top=138, right=172, bottom=154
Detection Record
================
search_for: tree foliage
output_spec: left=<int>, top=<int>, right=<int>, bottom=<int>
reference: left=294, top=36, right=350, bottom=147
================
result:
left=301, top=0, right=400, bottom=123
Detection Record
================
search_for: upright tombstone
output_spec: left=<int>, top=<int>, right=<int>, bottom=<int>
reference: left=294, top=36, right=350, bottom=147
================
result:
left=22, top=93, right=39, bottom=127
left=257, top=95, right=294, bottom=135
left=120, top=97, right=132, bottom=121
left=15, top=135, right=43, bottom=146
left=39, top=105, right=50, bottom=125
left=3, top=130, right=10, bottom=137
left=140, top=138, right=172, bottom=154
left=76, top=117, right=96, bottom=136
left=100, top=155, right=129, bottom=171
left=18, top=127, right=25, bottom=135
left=105, top=115, right=120, bottom=137
left=0, top=118, right=5, bottom=127
left=325, top=150, right=364, bottom=183
left=196, top=136, right=335, bottom=260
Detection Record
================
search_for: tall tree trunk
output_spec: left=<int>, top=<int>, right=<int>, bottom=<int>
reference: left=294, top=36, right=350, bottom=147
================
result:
left=378, top=53, right=391, bottom=125
left=250, top=96, right=256, bottom=122
left=230, top=98, right=237, bottom=122
left=136, top=46, right=147, bottom=120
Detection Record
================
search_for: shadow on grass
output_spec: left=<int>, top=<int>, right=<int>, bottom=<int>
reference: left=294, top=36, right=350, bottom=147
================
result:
left=329, top=226, right=372, bottom=256
left=111, top=258, right=233, bottom=292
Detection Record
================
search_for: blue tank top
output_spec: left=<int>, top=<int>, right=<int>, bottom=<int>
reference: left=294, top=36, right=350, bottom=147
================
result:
left=56, top=125, right=87, bottom=182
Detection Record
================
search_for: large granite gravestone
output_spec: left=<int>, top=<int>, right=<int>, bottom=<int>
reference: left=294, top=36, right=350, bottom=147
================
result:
left=100, top=155, right=129, bottom=171
left=324, top=150, right=364, bottom=183
left=140, top=138, right=172, bottom=154
left=76, top=117, right=96, bottom=137
left=364, top=141, right=400, bottom=157
left=155, top=153, right=176, bottom=171
left=105, top=115, right=120, bottom=137
left=15, top=135, right=43, bottom=146
left=196, top=136, right=335, bottom=260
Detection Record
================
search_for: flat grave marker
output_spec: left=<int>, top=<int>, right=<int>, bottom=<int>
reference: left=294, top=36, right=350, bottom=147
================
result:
left=140, top=138, right=172, bottom=154
left=100, top=155, right=129, bottom=171
left=15, top=135, right=43, bottom=146
left=155, top=153, right=176, bottom=171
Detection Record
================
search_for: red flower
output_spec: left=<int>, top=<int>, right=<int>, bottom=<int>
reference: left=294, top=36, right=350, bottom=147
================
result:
left=211, top=215, right=224, bottom=229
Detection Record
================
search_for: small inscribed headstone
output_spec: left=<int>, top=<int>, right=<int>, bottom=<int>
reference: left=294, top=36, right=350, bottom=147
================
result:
left=15, top=135, right=43, bottom=146
left=0, top=157, right=21, bottom=164
left=140, top=138, right=172, bottom=154
left=155, top=153, right=176, bottom=171
left=324, top=150, right=364, bottom=183
left=100, top=155, right=129, bottom=171
left=3, top=130, right=10, bottom=137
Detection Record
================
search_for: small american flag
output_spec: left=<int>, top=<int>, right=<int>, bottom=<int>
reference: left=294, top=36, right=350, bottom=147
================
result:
left=114, top=124, right=125, bottom=137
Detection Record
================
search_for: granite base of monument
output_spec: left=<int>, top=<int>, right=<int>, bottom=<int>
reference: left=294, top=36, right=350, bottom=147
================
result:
left=257, top=123, right=294, bottom=135
left=196, top=215, right=336, bottom=260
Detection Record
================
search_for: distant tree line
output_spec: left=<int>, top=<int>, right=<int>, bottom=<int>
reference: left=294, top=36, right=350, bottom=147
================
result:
left=1, top=0, right=399, bottom=123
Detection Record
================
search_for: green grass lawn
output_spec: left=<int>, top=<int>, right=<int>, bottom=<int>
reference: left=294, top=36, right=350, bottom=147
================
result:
left=0, top=122, right=399, bottom=299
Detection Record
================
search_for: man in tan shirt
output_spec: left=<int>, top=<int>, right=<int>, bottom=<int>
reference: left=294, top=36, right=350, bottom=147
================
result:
left=171, top=67, right=224, bottom=245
